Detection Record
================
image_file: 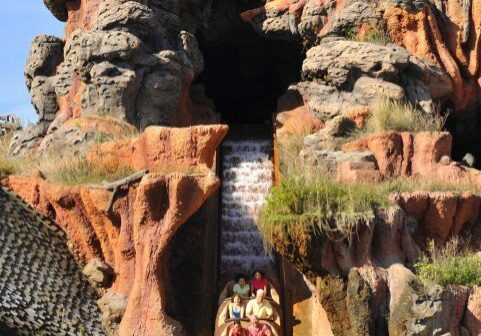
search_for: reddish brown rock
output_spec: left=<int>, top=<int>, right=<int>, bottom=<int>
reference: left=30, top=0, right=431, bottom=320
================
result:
left=87, top=125, right=228, bottom=174
left=383, top=3, right=481, bottom=111
left=342, top=131, right=407, bottom=177
left=2, top=125, right=227, bottom=335
left=275, top=105, right=322, bottom=143
left=342, top=131, right=481, bottom=189
left=421, top=193, right=459, bottom=244
left=395, top=192, right=481, bottom=245
left=462, top=287, right=481, bottom=335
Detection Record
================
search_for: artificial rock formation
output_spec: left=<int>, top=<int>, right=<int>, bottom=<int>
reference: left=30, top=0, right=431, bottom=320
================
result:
left=277, top=201, right=481, bottom=336
left=14, top=0, right=217, bottom=156
left=343, top=131, right=481, bottom=186
left=2, top=125, right=227, bottom=335
left=242, top=0, right=480, bottom=110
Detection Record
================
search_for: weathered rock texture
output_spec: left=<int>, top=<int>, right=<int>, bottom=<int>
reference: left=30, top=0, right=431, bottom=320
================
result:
left=0, top=187, right=105, bottom=335
left=14, top=0, right=218, bottom=156
left=343, top=131, right=481, bottom=187
left=241, top=0, right=480, bottom=111
left=278, top=201, right=481, bottom=336
left=88, top=125, right=226, bottom=173
left=2, top=125, right=227, bottom=335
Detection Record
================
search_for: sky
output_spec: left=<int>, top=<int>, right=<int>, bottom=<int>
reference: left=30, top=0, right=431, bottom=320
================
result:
left=0, top=2, right=63, bottom=125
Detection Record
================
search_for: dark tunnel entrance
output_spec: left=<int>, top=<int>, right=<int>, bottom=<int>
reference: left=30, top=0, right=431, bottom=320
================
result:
left=195, top=3, right=304, bottom=129
left=445, top=103, right=481, bottom=169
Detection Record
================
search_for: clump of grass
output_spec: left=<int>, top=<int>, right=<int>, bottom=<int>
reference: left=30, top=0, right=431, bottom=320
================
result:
left=259, top=176, right=480, bottom=250
left=39, top=158, right=137, bottom=186
left=278, top=131, right=309, bottom=178
left=362, top=28, right=391, bottom=45
left=0, top=132, right=23, bottom=180
left=259, top=176, right=397, bottom=252
left=414, top=238, right=481, bottom=287
left=345, top=27, right=391, bottom=45
left=358, top=98, right=446, bottom=135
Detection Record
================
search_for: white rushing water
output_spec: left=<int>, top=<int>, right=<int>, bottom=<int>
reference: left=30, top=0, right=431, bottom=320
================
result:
left=219, top=139, right=276, bottom=277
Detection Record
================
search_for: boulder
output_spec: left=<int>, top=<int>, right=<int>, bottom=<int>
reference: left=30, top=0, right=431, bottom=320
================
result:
left=98, top=290, right=128, bottom=335
left=84, top=258, right=115, bottom=288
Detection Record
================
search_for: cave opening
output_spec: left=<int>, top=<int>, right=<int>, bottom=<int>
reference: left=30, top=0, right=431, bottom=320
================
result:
left=445, top=102, right=481, bottom=169
left=195, top=2, right=304, bottom=131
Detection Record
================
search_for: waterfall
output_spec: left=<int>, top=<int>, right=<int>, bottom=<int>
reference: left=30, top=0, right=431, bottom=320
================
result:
left=219, top=139, right=275, bottom=278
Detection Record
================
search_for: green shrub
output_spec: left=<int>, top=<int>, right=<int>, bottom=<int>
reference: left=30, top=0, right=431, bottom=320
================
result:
left=345, top=27, right=391, bottom=45
left=415, top=239, right=481, bottom=287
left=363, top=98, right=446, bottom=133
left=363, top=28, right=391, bottom=45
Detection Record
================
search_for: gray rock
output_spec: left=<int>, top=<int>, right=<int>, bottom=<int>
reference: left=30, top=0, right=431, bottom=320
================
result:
left=383, top=0, right=427, bottom=13
left=24, top=35, right=64, bottom=89
left=302, top=115, right=357, bottom=151
left=298, top=81, right=369, bottom=121
left=0, top=115, right=21, bottom=132
left=94, top=1, right=158, bottom=36
left=136, top=70, right=182, bottom=128
left=82, top=61, right=142, bottom=121
left=30, top=76, right=58, bottom=121
left=347, top=268, right=374, bottom=335
left=327, top=2, right=382, bottom=37
left=83, top=259, right=115, bottom=288
left=462, top=153, right=475, bottom=167
left=8, top=122, right=50, bottom=156
left=43, top=0, right=68, bottom=21
left=37, top=122, right=109, bottom=159
left=64, top=30, right=142, bottom=80
left=98, top=290, right=128, bottom=335
left=18, top=0, right=217, bottom=159
left=353, top=77, right=405, bottom=101
left=303, top=41, right=410, bottom=87
left=298, top=0, right=325, bottom=43
left=387, top=265, right=458, bottom=336
left=322, top=116, right=357, bottom=137
left=300, top=149, right=376, bottom=176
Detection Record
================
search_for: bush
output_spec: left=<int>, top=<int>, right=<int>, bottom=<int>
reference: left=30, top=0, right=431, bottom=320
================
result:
left=414, top=238, right=481, bottom=287
left=362, top=98, right=446, bottom=134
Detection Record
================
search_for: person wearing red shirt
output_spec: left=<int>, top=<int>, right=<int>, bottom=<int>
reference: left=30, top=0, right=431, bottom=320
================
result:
left=229, top=320, right=247, bottom=336
left=247, top=318, right=272, bottom=336
left=250, top=270, right=268, bottom=297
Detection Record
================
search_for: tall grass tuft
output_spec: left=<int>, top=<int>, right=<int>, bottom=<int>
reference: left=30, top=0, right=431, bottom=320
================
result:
left=0, top=132, right=22, bottom=180
left=414, top=238, right=481, bottom=287
left=362, top=98, right=446, bottom=134
left=277, top=131, right=309, bottom=178
left=38, top=158, right=137, bottom=186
